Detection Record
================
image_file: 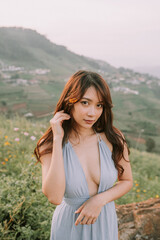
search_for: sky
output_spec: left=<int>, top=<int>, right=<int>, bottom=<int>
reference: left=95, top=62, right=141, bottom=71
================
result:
left=0, top=0, right=160, bottom=70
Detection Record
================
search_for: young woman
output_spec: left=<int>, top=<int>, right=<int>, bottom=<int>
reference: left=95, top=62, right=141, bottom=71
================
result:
left=34, top=70, right=133, bottom=240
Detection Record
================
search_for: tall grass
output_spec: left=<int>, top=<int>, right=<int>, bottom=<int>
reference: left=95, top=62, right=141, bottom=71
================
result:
left=0, top=114, right=159, bottom=239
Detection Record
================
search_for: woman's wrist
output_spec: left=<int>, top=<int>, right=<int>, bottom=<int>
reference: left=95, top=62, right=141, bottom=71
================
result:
left=53, top=136, right=63, bottom=142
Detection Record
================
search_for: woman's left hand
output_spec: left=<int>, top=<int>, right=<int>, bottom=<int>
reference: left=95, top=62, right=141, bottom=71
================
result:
left=74, top=195, right=103, bottom=226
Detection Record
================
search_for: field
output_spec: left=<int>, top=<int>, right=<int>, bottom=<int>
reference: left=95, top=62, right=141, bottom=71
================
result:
left=0, top=114, right=160, bottom=239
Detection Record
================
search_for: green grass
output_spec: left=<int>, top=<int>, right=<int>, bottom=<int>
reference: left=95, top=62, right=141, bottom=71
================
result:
left=0, top=114, right=159, bottom=239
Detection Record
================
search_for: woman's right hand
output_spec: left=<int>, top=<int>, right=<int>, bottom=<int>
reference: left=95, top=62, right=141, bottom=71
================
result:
left=50, top=110, right=71, bottom=140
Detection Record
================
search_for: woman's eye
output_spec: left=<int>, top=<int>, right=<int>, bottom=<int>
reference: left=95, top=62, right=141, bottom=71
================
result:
left=81, top=101, right=88, bottom=105
left=97, top=104, right=103, bottom=108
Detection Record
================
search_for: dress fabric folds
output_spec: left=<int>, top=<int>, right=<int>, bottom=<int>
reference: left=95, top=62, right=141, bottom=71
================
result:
left=50, top=132, right=118, bottom=240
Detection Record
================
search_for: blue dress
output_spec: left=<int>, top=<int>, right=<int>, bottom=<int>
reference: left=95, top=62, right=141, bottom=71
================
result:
left=50, top=131, right=118, bottom=240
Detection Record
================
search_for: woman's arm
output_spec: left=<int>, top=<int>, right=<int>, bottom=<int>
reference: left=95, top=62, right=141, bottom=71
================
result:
left=41, top=137, right=65, bottom=205
left=96, top=142, right=133, bottom=206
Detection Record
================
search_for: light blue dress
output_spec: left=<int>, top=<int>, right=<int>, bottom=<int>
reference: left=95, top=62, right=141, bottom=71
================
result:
left=50, top=131, right=118, bottom=240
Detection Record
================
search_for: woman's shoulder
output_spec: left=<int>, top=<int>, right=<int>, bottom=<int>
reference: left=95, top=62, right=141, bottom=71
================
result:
left=99, top=132, right=113, bottom=153
left=39, top=138, right=52, bottom=153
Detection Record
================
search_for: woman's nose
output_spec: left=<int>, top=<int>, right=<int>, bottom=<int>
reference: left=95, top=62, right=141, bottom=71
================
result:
left=87, top=106, right=96, bottom=116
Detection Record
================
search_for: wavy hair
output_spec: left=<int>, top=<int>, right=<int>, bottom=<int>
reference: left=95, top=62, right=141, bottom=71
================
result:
left=34, top=70, right=130, bottom=178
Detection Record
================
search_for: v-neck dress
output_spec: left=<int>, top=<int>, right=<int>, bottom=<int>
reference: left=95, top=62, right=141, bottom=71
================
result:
left=50, top=131, right=118, bottom=240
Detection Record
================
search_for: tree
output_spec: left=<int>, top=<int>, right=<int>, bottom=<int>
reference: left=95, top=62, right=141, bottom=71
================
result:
left=145, top=138, right=156, bottom=152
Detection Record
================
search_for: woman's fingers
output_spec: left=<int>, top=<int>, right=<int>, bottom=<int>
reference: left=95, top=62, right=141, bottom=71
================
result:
left=49, top=110, right=71, bottom=139
left=85, top=217, right=94, bottom=225
left=91, top=217, right=97, bottom=224
left=75, top=214, right=85, bottom=226
left=80, top=216, right=90, bottom=225
left=52, top=112, right=70, bottom=121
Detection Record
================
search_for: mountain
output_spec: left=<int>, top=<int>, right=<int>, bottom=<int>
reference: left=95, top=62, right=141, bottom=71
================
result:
left=0, top=27, right=160, bottom=153
left=0, top=27, right=116, bottom=80
left=133, top=65, right=160, bottom=78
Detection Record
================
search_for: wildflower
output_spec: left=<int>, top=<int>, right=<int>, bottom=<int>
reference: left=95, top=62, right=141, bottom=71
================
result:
left=69, top=98, right=78, bottom=103
left=143, top=189, right=147, bottom=192
left=134, top=180, right=137, bottom=183
left=2, top=162, right=6, bottom=165
left=155, top=195, right=159, bottom=198
left=5, top=158, right=8, bottom=161
left=15, top=138, right=20, bottom=142
left=24, top=132, right=29, bottom=136
left=4, top=141, right=10, bottom=146
left=9, top=155, right=12, bottom=158
left=14, top=128, right=19, bottom=131
left=135, top=183, right=139, bottom=187
left=136, top=189, right=140, bottom=192
left=30, top=136, right=36, bottom=141
left=5, top=136, right=8, bottom=139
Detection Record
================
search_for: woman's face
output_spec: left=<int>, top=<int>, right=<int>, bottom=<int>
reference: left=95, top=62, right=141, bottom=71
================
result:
left=71, top=86, right=103, bottom=130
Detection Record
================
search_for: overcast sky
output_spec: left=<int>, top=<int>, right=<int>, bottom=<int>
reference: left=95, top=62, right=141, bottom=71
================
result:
left=0, top=0, right=160, bottom=69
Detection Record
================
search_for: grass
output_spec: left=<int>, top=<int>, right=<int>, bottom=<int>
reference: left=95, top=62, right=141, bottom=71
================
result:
left=0, top=113, right=159, bottom=239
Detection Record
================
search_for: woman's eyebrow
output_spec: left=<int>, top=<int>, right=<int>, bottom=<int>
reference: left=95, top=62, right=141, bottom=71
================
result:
left=82, top=97, right=103, bottom=103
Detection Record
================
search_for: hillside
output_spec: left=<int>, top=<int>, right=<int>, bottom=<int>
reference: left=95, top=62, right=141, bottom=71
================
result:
left=0, top=27, right=116, bottom=80
left=0, top=27, right=160, bottom=153
left=0, top=114, right=160, bottom=239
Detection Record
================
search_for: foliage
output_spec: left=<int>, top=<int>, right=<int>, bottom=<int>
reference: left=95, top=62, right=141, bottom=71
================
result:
left=0, top=114, right=160, bottom=238
left=145, top=137, right=156, bottom=152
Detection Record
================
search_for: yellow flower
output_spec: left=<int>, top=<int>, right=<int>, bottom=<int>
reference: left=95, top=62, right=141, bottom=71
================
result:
left=5, top=136, right=8, bottom=139
left=143, top=189, right=147, bottom=192
left=69, top=98, right=78, bottom=103
left=5, top=158, right=8, bottom=161
left=2, top=162, right=6, bottom=165
left=136, top=189, right=140, bottom=192
left=9, top=155, right=12, bottom=158
left=155, top=195, right=159, bottom=198
left=135, top=183, right=139, bottom=187
left=134, top=180, right=137, bottom=183
left=4, top=141, right=10, bottom=146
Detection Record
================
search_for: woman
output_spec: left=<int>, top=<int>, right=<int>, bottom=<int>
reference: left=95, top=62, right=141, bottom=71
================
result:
left=34, top=70, right=133, bottom=240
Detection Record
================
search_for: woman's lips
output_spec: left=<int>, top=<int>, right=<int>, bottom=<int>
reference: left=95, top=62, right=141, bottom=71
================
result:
left=84, top=120, right=95, bottom=124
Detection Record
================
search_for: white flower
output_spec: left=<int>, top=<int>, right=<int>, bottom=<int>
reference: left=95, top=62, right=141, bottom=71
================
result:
left=15, top=138, right=20, bottom=141
left=24, top=132, right=29, bottom=136
left=30, top=136, right=36, bottom=141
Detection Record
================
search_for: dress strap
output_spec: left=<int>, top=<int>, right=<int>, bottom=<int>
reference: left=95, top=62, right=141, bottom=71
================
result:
left=93, top=129, right=102, bottom=142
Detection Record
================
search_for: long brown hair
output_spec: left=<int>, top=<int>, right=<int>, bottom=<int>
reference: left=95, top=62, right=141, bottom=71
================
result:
left=34, top=70, right=130, bottom=178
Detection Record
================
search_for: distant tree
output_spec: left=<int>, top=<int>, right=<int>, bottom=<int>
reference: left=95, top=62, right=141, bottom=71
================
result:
left=11, top=73, right=19, bottom=79
left=1, top=101, right=7, bottom=106
left=146, top=138, right=156, bottom=152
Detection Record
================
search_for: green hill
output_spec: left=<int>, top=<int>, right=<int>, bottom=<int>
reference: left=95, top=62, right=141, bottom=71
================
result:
left=0, top=114, right=159, bottom=239
left=0, top=27, right=116, bottom=79
left=0, top=27, right=160, bottom=153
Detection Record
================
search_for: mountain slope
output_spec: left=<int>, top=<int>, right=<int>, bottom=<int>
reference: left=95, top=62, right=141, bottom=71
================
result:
left=0, top=27, right=116, bottom=79
left=0, top=27, right=160, bottom=153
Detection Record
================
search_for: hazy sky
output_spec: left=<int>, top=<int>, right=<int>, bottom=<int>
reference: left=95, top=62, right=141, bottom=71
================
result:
left=0, top=0, right=160, bottom=69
